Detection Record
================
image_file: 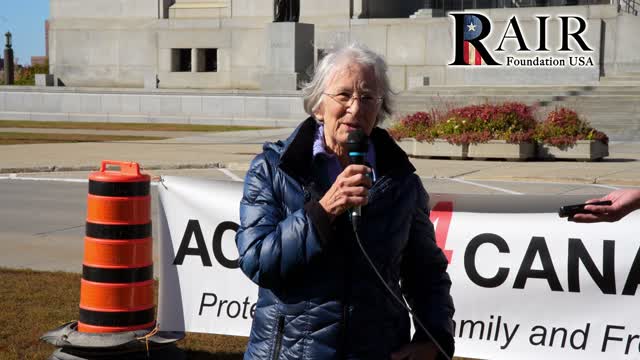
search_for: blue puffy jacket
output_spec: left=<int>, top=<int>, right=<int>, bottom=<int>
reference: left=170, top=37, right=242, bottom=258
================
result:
left=236, top=117, right=455, bottom=360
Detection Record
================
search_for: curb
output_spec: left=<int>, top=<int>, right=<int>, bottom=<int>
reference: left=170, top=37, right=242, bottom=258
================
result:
left=463, top=175, right=640, bottom=187
left=0, top=162, right=233, bottom=174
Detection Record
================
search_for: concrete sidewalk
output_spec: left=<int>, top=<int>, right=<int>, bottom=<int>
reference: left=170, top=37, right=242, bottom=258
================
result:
left=0, top=127, right=639, bottom=186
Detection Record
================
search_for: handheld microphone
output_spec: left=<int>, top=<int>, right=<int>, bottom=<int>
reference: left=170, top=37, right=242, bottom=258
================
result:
left=346, top=129, right=368, bottom=228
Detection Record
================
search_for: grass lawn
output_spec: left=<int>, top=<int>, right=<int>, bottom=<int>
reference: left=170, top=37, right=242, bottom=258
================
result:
left=0, top=268, right=246, bottom=360
left=0, top=120, right=271, bottom=132
left=0, top=132, right=168, bottom=145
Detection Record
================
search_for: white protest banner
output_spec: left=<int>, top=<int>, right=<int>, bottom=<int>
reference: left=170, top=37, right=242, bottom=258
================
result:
left=157, top=176, right=254, bottom=337
left=158, top=176, right=640, bottom=360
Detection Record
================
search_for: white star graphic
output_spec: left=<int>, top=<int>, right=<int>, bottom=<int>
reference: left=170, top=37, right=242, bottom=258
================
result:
left=467, top=23, right=477, bottom=32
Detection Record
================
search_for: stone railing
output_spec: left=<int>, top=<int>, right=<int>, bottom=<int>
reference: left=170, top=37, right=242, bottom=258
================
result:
left=0, top=87, right=307, bottom=127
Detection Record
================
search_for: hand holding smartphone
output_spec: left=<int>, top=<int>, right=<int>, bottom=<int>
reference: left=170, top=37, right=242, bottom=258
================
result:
left=558, top=200, right=613, bottom=218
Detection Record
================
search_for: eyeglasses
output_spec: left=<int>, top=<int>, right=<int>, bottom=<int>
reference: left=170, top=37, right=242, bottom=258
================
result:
left=323, top=92, right=383, bottom=108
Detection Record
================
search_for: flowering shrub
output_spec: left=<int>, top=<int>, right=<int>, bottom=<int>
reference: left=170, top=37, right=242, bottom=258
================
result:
left=535, top=108, right=609, bottom=147
left=390, top=103, right=608, bottom=148
left=388, top=111, right=438, bottom=142
left=434, top=102, right=536, bottom=145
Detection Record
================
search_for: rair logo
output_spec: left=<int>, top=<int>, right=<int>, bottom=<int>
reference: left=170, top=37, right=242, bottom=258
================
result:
left=430, top=202, right=454, bottom=264
left=449, top=13, right=594, bottom=67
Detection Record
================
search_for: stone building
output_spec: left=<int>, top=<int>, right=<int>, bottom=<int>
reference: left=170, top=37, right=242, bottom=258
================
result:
left=48, top=0, right=639, bottom=89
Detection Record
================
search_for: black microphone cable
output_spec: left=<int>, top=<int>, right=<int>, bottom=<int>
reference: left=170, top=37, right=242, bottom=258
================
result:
left=350, top=218, right=452, bottom=360
left=345, top=129, right=451, bottom=358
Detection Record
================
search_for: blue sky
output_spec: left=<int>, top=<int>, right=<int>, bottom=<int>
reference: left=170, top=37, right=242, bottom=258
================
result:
left=1, top=0, right=49, bottom=65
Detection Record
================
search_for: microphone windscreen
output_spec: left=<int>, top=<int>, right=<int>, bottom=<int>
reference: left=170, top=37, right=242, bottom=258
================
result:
left=346, top=129, right=368, bottom=155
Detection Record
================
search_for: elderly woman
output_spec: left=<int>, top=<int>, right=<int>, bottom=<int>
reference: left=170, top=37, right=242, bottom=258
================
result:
left=235, top=43, right=455, bottom=360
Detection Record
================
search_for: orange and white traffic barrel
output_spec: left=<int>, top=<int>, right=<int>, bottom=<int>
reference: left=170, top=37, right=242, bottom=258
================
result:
left=79, top=160, right=155, bottom=333
left=41, top=160, right=184, bottom=360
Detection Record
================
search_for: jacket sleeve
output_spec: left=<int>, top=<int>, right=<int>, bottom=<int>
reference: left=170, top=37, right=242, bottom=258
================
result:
left=235, top=153, right=330, bottom=290
left=400, top=176, right=455, bottom=359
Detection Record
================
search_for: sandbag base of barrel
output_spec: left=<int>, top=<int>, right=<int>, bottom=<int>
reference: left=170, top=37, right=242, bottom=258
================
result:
left=41, top=321, right=185, bottom=360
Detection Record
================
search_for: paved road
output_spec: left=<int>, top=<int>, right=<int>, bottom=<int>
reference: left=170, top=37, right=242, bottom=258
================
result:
left=0, top=170, right=232, bottom=274
left=0, top=170, right=631, bottom=274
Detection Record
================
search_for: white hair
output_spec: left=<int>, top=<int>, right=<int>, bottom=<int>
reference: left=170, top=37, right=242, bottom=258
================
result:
left=301, top=43, right=394, bottom=126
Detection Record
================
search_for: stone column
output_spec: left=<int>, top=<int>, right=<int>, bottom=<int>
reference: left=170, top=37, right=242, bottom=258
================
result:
left=191, top=48, right=198, bottom=73
left=4, top=32, right=14, bottom=85
left=260, top=22, right=314, bottom=90
left=196, top=49, right=206, bottom=72
left=351, top=0, right=362, bottom=18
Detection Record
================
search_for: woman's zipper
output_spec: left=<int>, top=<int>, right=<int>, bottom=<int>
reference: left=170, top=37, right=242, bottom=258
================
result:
left=271, top=315, right=285, bottom=360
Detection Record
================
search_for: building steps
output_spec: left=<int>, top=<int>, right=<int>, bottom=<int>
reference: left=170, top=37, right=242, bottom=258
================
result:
left=396, top=81, right=640, bottom=141
left=409, top=9, right=433, bottom=19
left=599, top=72, right=640, bottom=86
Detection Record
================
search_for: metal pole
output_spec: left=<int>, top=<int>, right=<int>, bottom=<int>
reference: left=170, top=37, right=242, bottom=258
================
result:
left=4, top=32, right=14, bottom=85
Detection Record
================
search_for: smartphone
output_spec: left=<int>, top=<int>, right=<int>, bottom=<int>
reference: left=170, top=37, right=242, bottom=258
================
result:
left=558, top=200, right=613, bottom=218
